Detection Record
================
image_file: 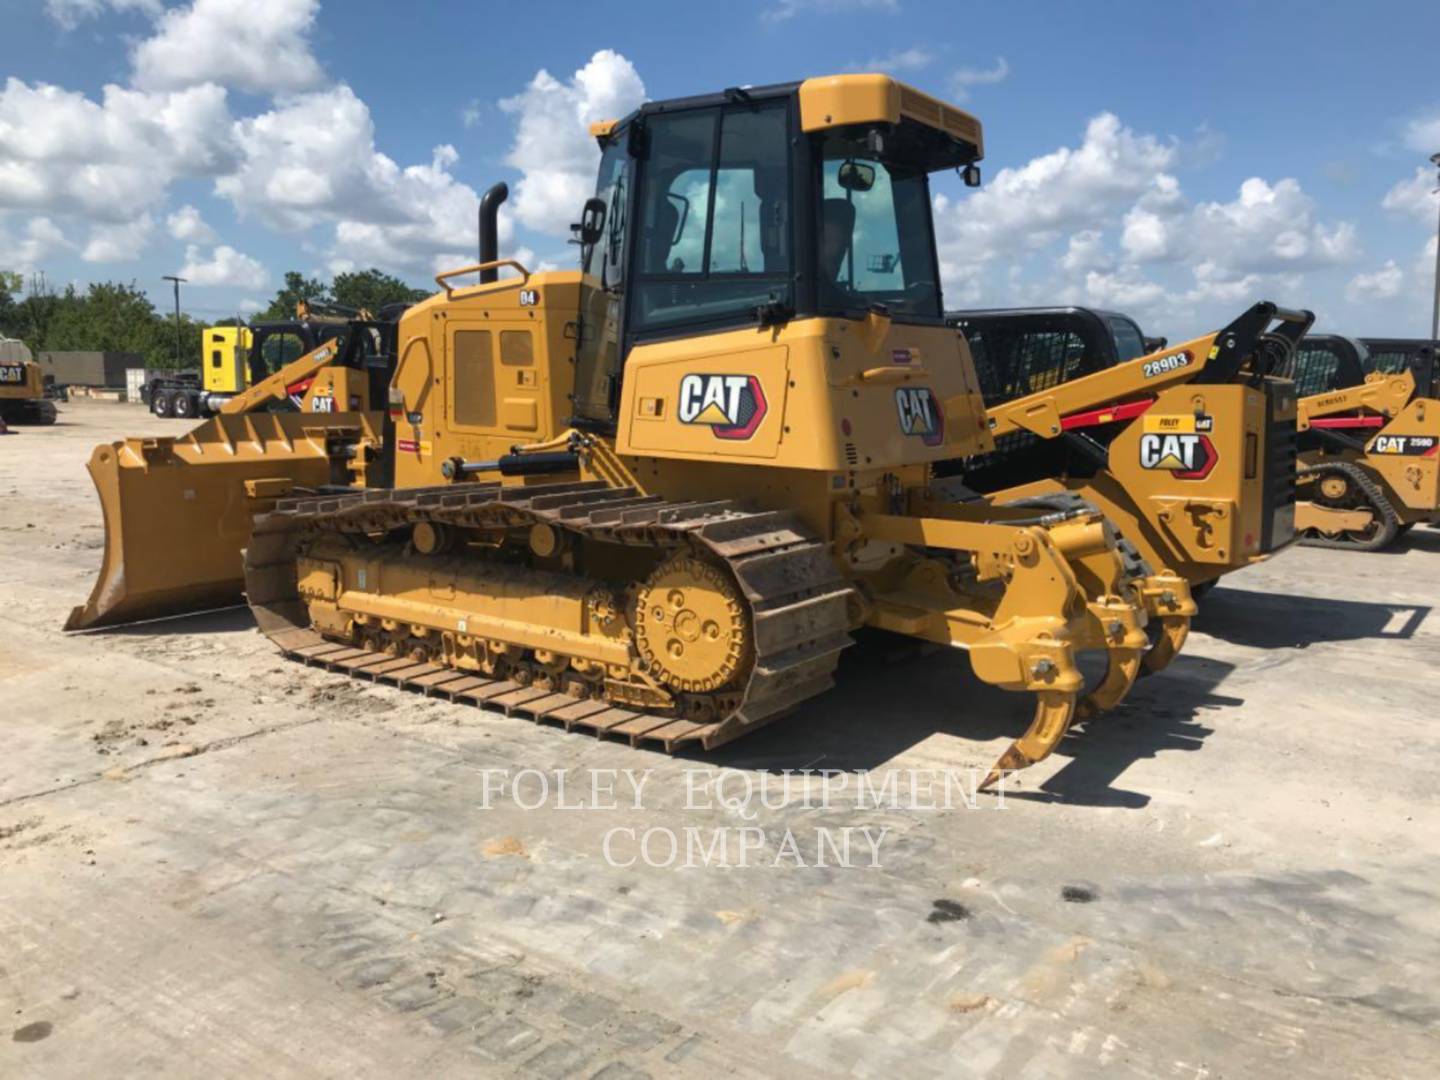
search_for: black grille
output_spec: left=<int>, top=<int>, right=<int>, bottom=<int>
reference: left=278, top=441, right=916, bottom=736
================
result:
left=1259, top=379, right=1297, bottom=552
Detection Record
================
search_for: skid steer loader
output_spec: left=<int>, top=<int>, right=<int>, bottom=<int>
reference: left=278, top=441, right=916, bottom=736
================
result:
left=70, top=75, right=1189, bottom=785
left=943, top=303, right=1308, bottom=662
left=0, top=337, right=59, bottom=426
left=1291, top=335, right=1440, bottom=549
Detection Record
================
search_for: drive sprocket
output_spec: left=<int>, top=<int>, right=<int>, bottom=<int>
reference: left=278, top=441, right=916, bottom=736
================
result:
left=634, top=553, right=750, bottom=694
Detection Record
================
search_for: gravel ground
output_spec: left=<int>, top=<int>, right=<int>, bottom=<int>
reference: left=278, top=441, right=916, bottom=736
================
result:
left=2, top=400, right=1438, bottom=1078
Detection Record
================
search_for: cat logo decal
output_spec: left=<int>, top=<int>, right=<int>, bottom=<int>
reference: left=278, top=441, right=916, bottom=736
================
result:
left=678, top=374, right=768, bottom=439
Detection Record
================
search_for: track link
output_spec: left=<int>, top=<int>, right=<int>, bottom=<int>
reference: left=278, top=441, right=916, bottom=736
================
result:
left=244, top=481, right=857, bottom=752
left=1297, top=461, right=1400, bottom=551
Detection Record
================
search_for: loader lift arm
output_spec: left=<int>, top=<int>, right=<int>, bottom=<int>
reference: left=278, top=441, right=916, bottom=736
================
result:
left=984, top=302, right=1311, bottom=440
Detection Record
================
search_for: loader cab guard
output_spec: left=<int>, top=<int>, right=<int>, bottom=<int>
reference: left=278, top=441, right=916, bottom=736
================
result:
left=1291, top=335, right=1370, bottom=398
left=1360, top=338, right=1439, bottom=398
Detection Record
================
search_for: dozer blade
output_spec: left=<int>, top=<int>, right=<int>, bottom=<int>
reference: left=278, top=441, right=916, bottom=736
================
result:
left=1142, top=615, right=1190, bottom=675
left=980, top=690, right=1078, bottom=791
left=65, top=412, right=379, bottom=631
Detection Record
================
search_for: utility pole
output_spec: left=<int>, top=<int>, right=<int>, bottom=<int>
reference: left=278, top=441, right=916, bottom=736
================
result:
left=162, top=275, right=186, bottom=369
left=1430, top=152, right=1440, bottom=355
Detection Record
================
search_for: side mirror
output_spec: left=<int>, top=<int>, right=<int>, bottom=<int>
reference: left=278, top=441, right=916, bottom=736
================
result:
left=572, top=197, right=607, bottom=246
left=837, top=160, right=876, bottom=193
left=961, top=163, right=982, bottom=188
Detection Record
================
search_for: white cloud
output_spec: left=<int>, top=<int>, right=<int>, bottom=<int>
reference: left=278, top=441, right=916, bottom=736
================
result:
left=857, top=47, right=936, bottom=74
left=81, top=214, right=154, bottom=262
left=166, top=203, right=218, bottom=243
left=1382, top=167, right=1438, bottom=223
left=1120, top=206, right=1173, bottom=262
left=461, top=98, right=482, bottom=129
left=934, top=113, right=1178, bottom=265
left=0, top=78, right=236, bottom=222
left=763, top=0, right=898, bottom=24
left=1060, top=229, right=1109, bottom=273
left=1401, top=110, right=1440, bottom=155
left=179, top=242, right=267, bottom=287
left=1347, top=260, right=1404, bottom=302
left=0, top=216, right=74, bottom=271
left=1083, top=268, right=1166, bottom=310
left=216, top=86, right=509, bottom=272
left=45, top=0, right=161, bottom=30
left=1186, top=177, right=1357, bottom=274
left=500, top=49, right=646, bottom=238
left=132, top=0, right=324, bottom=94
left=934, top=112, right=1356, bottom=332
left=950, top=57, right=1009, bottom=100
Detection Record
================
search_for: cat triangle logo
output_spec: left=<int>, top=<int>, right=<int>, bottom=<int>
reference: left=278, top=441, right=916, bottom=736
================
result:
left=1155, top=450, right=1187, bottom=470
left=692, top=401, right=731, bottom=425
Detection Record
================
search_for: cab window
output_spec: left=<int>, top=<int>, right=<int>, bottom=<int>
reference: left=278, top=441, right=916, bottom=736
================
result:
left=260, top=332, right=306, bottom=371
left=629, top=103, right=792, bottom=334
left=1108, top=317, right=1146, bottom=362
left=817, top=137, right=940, bottom=319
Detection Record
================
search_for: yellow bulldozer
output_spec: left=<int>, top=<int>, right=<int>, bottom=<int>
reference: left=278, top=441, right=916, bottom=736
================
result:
left=69, top=74, right=1198, bottom=785
left=1291, top=334, right=1440, bottom=549
left=945, top=303, right=1310, bottom=623
left=0, top=337, right=59, bottom=427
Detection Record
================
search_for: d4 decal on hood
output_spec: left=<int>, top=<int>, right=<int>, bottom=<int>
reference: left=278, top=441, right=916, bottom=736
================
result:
left=678, top=373, right=768, bottom=440
left=895, top=386, right=944, bottom=447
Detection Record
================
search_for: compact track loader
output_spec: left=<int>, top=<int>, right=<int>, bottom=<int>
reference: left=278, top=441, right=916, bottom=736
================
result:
left=1291, top=335, right=1440, bottom=549
left=0, top=338, right=58, bottom=426
left=944, top=303, right=1308, bottom=659
left=72, top=75, right=1187, bottom=784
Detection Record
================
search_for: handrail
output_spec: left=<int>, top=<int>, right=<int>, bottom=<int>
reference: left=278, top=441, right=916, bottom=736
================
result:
left=434, top=260, right=531, bottom=298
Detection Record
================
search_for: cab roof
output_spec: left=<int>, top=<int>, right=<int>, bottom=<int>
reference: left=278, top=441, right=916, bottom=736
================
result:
left=590, top=73, right=983, bottom=162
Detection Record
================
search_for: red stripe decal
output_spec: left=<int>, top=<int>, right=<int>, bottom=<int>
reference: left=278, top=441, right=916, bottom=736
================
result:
left=1309, top=415, right=1386, bottom=429
left=1060, top=398, right=1154, bottom=431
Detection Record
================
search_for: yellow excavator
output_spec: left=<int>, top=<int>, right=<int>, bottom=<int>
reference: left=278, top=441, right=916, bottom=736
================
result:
left=0, top=337, right=59, bottom=427
left=945, top=303, right=1309, bottom=638
left=69, top=74, right=1194, bottom=785
left=1291, top=335, right=1440, bottom=549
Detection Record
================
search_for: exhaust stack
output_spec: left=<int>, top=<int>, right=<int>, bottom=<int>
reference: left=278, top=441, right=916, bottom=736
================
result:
left=478, top=182, right=508, bottom=284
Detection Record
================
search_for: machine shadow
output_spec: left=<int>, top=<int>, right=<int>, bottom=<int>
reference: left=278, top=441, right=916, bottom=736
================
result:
left=94, top=604, right=255, bottom=637
left=1196, top=583, right=1430, bottom=649
left=704, top=630, right=1237, bottom=808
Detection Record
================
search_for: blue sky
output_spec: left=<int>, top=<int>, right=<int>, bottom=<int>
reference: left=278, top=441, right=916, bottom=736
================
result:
left=3, top=0, right=1439, bottom=337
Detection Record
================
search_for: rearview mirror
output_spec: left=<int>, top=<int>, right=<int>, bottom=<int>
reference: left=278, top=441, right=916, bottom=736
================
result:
left=572, top=197, right=607, bottom=246
left=837, top=160, right=876, bottom=193
left=961, top=163, right=982, bottom=188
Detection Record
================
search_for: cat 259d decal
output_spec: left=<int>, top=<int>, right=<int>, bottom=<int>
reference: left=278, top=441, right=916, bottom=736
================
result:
left=1138, top=413, right=1218, bottom=480
left=677, top=373, right=768, bottom=440
left=1368, top=434, right=1438, bottom=457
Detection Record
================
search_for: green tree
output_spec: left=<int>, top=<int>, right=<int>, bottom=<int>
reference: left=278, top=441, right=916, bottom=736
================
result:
left=0, top=271, right=22, bottom=341
left=255, top=270, right=329, bottom=322
left=331, top=268, right=429, bottom=313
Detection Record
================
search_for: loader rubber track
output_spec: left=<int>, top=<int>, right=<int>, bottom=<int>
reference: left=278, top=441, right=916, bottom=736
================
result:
left=243, top=480, right=857, bottom=752
left=1297, top=461, right=1401, bottom=552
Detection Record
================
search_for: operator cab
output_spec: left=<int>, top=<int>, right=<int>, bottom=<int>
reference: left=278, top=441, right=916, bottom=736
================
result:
left=572, top=75, right=982, bottom=430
